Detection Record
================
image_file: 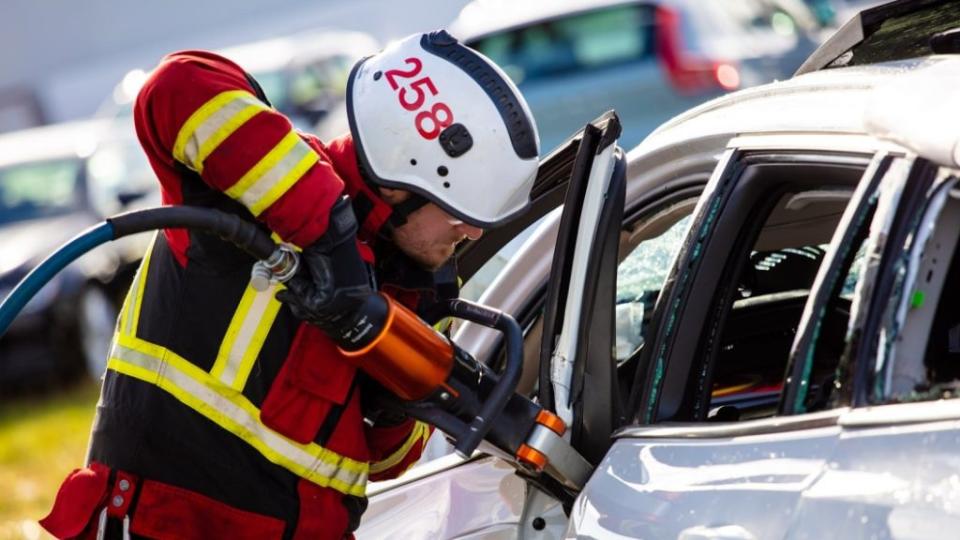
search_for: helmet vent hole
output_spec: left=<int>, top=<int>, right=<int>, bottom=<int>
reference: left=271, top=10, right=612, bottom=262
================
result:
left=443, top=181, right=451, bottom=189
left=410, top=159, right=417, bottom=166
left=373, top=71, right=383, bottom=81
left=437, top=166, right=449, bottom=177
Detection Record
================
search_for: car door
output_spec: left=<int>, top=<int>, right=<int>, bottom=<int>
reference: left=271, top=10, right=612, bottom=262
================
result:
left=568, top=138, right=904, bottom=539
left=356, top=112, right=626, bottom=539
left=358, top=109, right=721, bottom=538
left=786, top=156, right=960, bottom=539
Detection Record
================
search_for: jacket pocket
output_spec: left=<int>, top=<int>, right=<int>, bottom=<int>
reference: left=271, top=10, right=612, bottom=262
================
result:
left=40, top=462, right=110, bottom=539
left=260, top=323, right=356, bottom=444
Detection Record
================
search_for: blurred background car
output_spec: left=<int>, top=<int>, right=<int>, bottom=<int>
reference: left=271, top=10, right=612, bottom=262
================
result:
left=99, top=29, right=380, bottom=132
left=0, top=119, right=156, bottom=390
left=451, top=0, right=824, bottom=150
left=317, top=0, right=824, bottom=152
left=802, top=0, right=889, bottom=27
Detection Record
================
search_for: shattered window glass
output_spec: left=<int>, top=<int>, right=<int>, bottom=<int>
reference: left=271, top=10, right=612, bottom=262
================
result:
left=616, top=213, right=692, bottom=362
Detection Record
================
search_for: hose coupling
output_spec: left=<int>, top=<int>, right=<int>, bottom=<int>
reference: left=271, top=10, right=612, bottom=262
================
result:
left=251, top=245, right=300, bottom=291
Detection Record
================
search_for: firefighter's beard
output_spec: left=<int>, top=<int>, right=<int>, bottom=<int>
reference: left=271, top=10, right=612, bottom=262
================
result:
left=390, top=215, right=467, bottom=271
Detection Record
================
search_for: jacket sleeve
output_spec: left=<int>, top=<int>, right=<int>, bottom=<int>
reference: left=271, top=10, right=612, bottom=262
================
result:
left=134, top=50, right=343, bottom=247
left=365, top=419, right=434, bottom=481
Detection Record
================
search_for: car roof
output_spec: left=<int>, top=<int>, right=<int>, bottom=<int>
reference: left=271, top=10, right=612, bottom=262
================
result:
left=630, top=55, right=955, bottom=165
left=448, top=0, right=648, bottom=42
left=0, top=118, right=113, bottom=169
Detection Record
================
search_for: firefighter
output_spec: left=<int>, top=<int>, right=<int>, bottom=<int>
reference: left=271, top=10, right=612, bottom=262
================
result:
left=41, top=30, right=539, bottom=540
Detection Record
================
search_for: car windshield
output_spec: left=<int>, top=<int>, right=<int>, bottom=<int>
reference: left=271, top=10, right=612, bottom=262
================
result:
left=0, top=158, right=81, bottom=225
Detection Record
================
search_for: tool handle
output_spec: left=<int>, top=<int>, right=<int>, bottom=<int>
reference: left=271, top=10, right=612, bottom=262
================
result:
left=443, top=299, right=523, bottom=457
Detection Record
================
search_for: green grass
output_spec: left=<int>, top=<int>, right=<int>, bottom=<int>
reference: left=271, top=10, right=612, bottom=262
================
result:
left=0, top=381, right=99, bottom=540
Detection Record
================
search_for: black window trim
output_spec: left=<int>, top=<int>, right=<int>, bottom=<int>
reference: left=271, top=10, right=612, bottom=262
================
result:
left=780, top=152, right=894, bottom=415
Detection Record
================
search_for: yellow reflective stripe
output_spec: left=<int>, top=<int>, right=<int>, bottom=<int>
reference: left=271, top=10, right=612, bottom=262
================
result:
left=270, top=232, right=303, bottom=252
left=119, top=233, right=156, bottom=336
left=433, top=318, right=452, bottom=334
left=369, top=421, right=431, bottom=475
left=107, top=333, right=369, bottom=496
left=210, top=280, right=283, bottom=391
left=173, top=90, right=268, bottom=173
left=196, top=104, right=264, bottom=172
left=224, top=131, right=319, bottom=216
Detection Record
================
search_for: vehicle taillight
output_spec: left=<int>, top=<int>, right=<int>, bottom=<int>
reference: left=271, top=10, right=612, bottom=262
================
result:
left=655, top=5, right=741, bottom=94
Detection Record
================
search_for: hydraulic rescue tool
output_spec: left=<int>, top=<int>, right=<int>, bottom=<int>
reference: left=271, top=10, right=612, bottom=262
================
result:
left=0, top=205, right=592, bottom=492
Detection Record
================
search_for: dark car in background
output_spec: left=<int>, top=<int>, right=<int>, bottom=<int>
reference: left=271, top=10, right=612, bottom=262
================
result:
left=0, top=119, right=155, bottom=389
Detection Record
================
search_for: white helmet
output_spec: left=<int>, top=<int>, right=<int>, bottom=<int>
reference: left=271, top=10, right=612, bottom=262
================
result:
left=346, top=30, right=540, bottom=227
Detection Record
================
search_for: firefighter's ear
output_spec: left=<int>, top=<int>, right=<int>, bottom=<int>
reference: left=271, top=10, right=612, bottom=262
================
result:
left=377, top=187, right=410, bottom=205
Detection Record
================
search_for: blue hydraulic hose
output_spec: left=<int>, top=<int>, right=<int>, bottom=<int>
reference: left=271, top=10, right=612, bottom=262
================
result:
left=0, top=222, right=115, bottom=338
left=0, top=206, right=279, bottom=341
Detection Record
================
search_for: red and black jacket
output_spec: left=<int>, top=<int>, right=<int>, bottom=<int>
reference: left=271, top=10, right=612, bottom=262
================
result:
left=41, top=51, right=451, bottom=540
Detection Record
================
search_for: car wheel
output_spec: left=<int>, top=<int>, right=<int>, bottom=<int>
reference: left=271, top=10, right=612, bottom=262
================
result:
left=77, top=284, right=117, bottom=380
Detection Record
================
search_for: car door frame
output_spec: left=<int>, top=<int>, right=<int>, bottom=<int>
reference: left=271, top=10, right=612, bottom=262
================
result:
left=630, top=134, right=885, bottom=425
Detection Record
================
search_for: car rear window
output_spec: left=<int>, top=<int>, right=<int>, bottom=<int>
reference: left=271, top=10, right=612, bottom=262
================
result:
left=467, top=4, right=657, bottom=84
left=0, top=159, right=80, bottom=224
left=829, top=1, right=960, bottom=69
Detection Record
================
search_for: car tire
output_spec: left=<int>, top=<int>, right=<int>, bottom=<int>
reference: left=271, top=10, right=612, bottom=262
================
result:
left=77, top=284, right=117, bottom=380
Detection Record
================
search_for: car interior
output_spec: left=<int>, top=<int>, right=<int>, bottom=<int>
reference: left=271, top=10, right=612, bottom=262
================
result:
left=636, top=154, right=873, bottom=426
left=702, top=181, right=862, bottom=422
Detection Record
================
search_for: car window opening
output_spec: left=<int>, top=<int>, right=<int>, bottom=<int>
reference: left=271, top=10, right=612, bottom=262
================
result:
left=615, top=201, right=697, bottom=364
left=704, top=182, right=858, bottom=422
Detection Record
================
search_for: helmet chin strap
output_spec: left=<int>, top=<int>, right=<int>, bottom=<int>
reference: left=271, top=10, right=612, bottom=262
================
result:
left=387, top=193, right=430, bottom=229
left=354, top=152, right=430, bottom=232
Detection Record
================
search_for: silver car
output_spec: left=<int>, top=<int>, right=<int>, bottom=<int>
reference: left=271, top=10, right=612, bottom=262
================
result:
left=358, top=1, right=960, bottom=538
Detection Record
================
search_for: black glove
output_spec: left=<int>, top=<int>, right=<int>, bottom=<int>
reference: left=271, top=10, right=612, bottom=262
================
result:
left=276, top=196, right=388, bottom=350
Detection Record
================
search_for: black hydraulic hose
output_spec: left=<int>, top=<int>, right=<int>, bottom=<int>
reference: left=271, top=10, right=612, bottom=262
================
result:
left=108, top=206, right=276, bottom=261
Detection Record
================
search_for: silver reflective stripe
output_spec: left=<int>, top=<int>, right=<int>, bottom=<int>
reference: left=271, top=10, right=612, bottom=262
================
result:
left=120, top=233, right=156, bottom=336
left=226, top=132, right=318, bottom=216
left=211, top=281, right=281, bottom=391
left=108, top=339, right=368, bottom=494
left=176, top=91, right=268, bottom=172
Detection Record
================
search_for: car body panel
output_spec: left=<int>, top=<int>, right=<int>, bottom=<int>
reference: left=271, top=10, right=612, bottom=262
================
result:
left=569, top=424, right=842, bottom=539
left=573, top=404, right=960, bottom=538
left=360, top=455, right=527, bottom=539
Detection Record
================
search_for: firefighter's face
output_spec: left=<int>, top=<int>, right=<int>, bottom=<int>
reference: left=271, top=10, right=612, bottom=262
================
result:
left=381, top=188, right=483, bottom=270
